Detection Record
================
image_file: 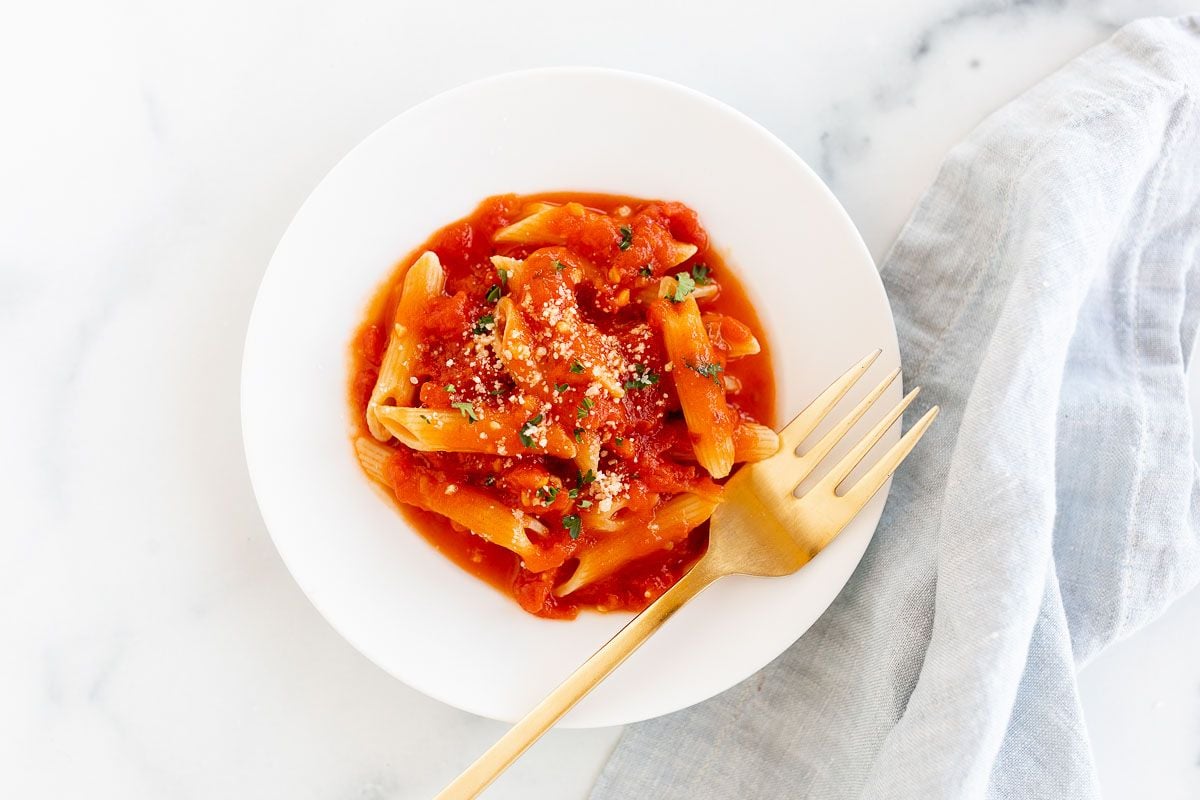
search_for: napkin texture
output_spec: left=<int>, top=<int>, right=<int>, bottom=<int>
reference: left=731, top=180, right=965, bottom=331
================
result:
left=592, top=16, right=1200, bottom=800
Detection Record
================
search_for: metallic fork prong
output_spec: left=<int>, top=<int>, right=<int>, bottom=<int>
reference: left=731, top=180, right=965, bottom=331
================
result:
left=789, top=367, right=901, bottom=489
left=840, top=404, right=939, bottom=510
left=779, top=349, right=881, bottom=453
left=813, top=386, right=922, bottom=495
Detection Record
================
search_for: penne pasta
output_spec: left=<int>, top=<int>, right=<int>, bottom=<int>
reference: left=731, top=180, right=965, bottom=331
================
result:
left=703, top=312, right=761, bottom=358
left=638, top=281, right=719, bottom=305
left=357, top=439, right=559, bottom=571
left=489, top=255, right=527, bottom=287
left=493, top=202, right=586, bottom=245
left=668, top=421, right=781, bottom=463
left=492, top=297, right=546, bottom=391
left=375, top=406, right=577, bottom=459
left=366, top=251, right=446, bottom=440
left=656, top=276, right=736, bottom=478
left=573, top=430, right=601, bottom=474
left=667, top=241, right=698, bottom=267
left=556, top=491, right=722, bottom=596
left=732, top=421, right=781, bottom=462
left=496, top=204, right=697, bottom=271
left=518, top=201, right=559, bottom=219
left=354, top=436, right=394, bottom=483
left=414, top=481, right=561, bottom=572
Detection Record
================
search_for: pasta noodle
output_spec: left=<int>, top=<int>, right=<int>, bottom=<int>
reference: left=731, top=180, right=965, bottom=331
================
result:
left=366, top=251, right=446, bottom=440
left=375, top=406, right=577, bottom=459
left=349, top=193, right=774, bottom=618
left=669, top=421, right=780, bottom=463
left=556, top=490, right=723, bottom=596
left=655, top=275, right=736, bottom=479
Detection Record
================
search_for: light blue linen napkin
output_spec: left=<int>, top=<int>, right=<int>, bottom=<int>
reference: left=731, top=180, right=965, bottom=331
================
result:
left=592, top=16, right=1200, bottom=799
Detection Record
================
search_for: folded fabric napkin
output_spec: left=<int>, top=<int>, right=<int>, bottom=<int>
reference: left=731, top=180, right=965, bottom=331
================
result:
left=592, top=16, right=1200, bottom=800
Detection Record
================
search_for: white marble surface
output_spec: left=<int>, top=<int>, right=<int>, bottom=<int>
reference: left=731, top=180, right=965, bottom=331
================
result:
left=3, top=1, right=1199, bottom=797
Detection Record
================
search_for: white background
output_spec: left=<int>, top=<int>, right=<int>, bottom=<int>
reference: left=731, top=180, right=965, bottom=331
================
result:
left=2, top=1, right=1198, bottom=797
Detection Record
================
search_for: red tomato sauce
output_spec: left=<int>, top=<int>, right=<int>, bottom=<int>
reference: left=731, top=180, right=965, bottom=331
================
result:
left=349, top=193, right=775, bottom=619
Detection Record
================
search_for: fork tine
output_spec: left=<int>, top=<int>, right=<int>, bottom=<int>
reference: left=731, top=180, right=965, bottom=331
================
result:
left=814, top=387, right=922, bottom=494
left=836, top=404, right=938, bottom=508
left=779, top=349, right=882, bottom=453
left=789, top=367, right=901, bottom=486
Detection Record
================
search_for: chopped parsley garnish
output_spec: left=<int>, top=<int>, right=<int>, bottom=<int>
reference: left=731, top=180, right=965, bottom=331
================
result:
left=573, top=427, right=584, bottom=442
left=472, top=313, right=495, bottom=335
left=451, top=401, right=480, bottom=423
left=445, top=383, right=456, bottom=393
left=555, top=383, right=569, bottom=393
left=419, top=414, right=431, bottom=424
left=537, top=485, right=560, bottom=504
left=568, top=488, right=579, bottom=499
left=623, top=364, right=659, bottom=390
left=553, top=259, right=565, bottom=271
left=691, top=264, right=711, bottom=285
left=485, top=284, right=501, bottom=303
left=576, top=397, right=594, bottom=419
left=570, top=361, right=585, bottom=374
left=668, top=271, right=696, bottom=303
left=483, top=474, right=496, bottom=486
left=578, top=469, right=596, bottom=485
left=496, top=265, right=509, bottom=286
left=579, top=500, right=593, bottom=509
left=689, top=361, right=724, bottom=385
left=639, top=265, right=653, bottom=278
left=562, top=514, right=582, bottom=540
left=618, top=225, right=633, bottom=251
left=518, top=413, right=544, bottom=447
left=614, top=437, right=624, bottom=445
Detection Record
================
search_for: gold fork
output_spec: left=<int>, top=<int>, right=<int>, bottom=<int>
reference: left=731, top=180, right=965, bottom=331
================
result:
left=437, top=350, right=938, bottom=799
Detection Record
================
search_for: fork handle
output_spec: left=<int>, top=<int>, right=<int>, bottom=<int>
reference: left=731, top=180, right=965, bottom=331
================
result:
left=434, top=557, right=722, bottom=799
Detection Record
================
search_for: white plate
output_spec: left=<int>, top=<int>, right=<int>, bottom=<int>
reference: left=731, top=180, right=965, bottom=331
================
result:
left=241, top=68, right=900, bottom=728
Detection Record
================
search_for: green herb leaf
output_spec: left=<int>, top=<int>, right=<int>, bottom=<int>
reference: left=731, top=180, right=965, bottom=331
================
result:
left=553, top=259, right=565, bottom=271
left=420, top=414, right=431, bottom=424
left=485, top=284, right=501, bottom=303
left=614, top=437, right=624, bottom=446
left=537, top=485, right=560, bottom=504
left=445, top=384, right=456, bottom=393
left=669, top=271, right=696, bottom=303
left=562, top=514, right=582, bottom=540
left=567, top=488, right=579, bottom=499
left=570, top=361, right=585, bottom=374
left=496, top=266, right=509, bottom=286
left=639, top=265, right=653, bottom=278
left=472, top=313, right=495, bottom=335
left=688, top=361, right=724, bottom=385
left=691, top=264, right=711, bottom=285
left=555, top=383, right=569, bottom=394
left=518, top=413, right=544, bottom=448
left=578, top=469, right=596, bottom=485
left=618, top=225, right=633, bottom=251
left=451, top=401, right=480, bottom=423
left=573, top=427, right=584, bottom=442
left=576, top=397, right=594, bottom=419
left=579, top=500, right=593, bottom=509
left=622, top=364, right=660, bottom=390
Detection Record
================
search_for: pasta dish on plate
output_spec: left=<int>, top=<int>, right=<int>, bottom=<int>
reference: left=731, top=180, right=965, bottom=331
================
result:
left=350, top=193, right=778, bottom=618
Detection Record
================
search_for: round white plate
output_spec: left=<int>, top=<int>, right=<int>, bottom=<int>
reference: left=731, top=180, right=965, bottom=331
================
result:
left=242, top=68, right=900, bottom=728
